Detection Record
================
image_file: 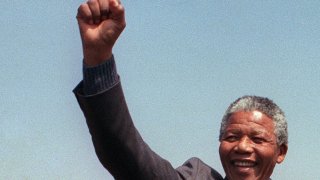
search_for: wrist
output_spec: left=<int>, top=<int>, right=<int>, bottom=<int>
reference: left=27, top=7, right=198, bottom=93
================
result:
left=83, top=47, right=113, bottom=66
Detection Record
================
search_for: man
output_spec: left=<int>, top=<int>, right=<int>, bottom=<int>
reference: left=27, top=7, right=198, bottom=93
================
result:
left=74, top=0, right=288, bottom=179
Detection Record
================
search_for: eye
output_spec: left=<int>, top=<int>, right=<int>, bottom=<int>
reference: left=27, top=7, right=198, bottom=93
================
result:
left=252, top=137, right=266, bottom=144
left=224, top=135, right=239, bottom=142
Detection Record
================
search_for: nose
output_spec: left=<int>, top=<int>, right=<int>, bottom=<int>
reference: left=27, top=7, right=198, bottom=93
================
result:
left=234, top=136, right=254, bottom=154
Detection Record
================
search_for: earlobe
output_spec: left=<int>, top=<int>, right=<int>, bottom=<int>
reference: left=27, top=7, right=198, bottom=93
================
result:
left=276, top=144, right=288, bottom=163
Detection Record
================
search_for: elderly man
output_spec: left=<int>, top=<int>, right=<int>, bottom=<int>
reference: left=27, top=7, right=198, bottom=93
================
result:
left=74, top=0, right=288, bottom=179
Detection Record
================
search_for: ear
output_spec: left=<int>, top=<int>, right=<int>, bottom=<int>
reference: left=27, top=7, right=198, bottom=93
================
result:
left=276, top=144, right=288, bottom=164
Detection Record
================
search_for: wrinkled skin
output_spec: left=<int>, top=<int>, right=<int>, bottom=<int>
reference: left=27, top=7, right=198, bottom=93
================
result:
left=219, top=111, right=287, bottom=180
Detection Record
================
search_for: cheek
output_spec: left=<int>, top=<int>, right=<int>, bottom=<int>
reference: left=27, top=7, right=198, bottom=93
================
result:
left=219, top=142, right=232, bottom=158
left=219, top=144, right=227, bottom=168
left=219, top=142, right=235, bottom=172
left=256, top=146, right=279, bottom=163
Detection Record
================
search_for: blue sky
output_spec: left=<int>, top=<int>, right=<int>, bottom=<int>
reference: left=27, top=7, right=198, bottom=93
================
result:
left=1, top=0, right=319, bottom=179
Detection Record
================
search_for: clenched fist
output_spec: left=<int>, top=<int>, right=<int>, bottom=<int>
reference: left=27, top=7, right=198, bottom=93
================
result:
left=77, top=0, right=126, bottom=65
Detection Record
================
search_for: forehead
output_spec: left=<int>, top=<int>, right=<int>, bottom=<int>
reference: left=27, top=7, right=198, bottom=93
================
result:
left=226, top=111, right=275, bottom=134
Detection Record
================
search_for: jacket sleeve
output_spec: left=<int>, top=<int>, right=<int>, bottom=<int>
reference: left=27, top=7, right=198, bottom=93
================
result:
left=74, top=81, right=180, bottom=180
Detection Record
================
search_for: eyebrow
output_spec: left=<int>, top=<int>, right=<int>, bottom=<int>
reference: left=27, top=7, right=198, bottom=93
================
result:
left=225, top=128, right=242, bottom=134
left=225, top=128, right=268, bottom=136
left=251, top=129, right=266, bottom=135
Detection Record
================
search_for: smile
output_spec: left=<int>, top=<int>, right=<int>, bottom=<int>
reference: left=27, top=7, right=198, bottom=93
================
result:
left=232, top=160, right=256, bottom=167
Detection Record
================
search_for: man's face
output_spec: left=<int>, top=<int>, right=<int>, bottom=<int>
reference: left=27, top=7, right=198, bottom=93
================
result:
left=219, top=111, right=287, bottom=180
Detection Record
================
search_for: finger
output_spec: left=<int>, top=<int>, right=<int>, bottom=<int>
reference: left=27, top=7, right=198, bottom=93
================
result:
left=87, top=0, right=101, bottom=24
left=98, top=0, right=109, bottom=20
left=77, top=3, right=93, bottom=25
left=109, top=0, right=125, bottom=22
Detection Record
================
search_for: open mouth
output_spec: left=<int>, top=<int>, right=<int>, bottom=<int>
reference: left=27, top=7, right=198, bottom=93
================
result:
left=232, top=160, right=257, bottom=167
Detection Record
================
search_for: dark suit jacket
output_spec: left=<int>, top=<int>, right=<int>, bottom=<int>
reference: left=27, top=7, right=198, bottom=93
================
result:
left=74, top=81, right=224, bottom=180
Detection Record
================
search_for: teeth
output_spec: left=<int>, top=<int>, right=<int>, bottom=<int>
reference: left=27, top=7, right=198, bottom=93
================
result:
left=233, top=161, right=255, bottom=167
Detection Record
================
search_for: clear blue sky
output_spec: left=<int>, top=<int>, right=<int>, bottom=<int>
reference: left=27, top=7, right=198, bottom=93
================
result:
left=1, top=0, right=319, bottom=179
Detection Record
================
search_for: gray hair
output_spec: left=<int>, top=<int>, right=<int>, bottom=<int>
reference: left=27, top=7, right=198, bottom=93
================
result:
left=219, top=95, right=288, bottom=146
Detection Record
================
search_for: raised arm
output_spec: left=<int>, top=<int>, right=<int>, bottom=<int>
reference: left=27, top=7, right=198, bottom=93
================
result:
left=75, top=1, right=180, bottom=179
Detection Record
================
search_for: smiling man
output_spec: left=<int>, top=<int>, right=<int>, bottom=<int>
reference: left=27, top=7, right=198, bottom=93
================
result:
left=219, top=97, right=288, bottom=180
left=74, top=0, right=288, bottom=179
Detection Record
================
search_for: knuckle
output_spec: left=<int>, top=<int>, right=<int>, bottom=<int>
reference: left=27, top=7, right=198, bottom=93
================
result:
left=87, top=0, right=97, bottom=5
left=77, top=4, right=87, bottom=17
left=122, top=21, right=126, bottom=28
left=78, top=3, right=86, bottom=11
